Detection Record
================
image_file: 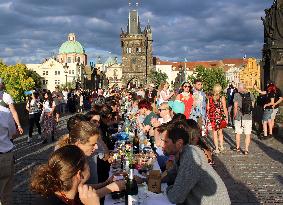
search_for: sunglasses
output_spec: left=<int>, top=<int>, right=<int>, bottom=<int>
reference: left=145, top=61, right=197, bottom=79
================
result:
left=158, top=108, right=167, bottom=112
left=183, top=85, right=190, bottom=88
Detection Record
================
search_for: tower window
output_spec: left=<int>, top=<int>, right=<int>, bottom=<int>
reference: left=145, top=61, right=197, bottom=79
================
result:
left=67, top=57, right=71, bottom=63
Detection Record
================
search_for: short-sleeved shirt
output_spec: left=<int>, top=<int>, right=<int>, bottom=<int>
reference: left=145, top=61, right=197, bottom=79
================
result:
left=275, top=88, right=282, bottom=109
left=233, top=92, right=255, bottom=121
left=43, top=100, right=55, bottom=113
left=0, top=111, right=16, bottom=152
left=143, top=112, right=158, bottom=126
left=0, top=91, right=14, bottom=112
left=265, top=92, right=276, bottom=109
left=52, top=91, right=63, bottom=105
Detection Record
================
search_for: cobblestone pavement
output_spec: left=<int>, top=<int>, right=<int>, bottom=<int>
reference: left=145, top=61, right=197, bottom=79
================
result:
left=12, top=119, right=283, bottom=205
left=13, top=114, right=70, bottom=205
left=212, top=128, right=283, bottom=205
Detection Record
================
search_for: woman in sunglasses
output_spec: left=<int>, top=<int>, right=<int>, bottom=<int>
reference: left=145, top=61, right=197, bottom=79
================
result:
left=176, top=82, right=194, bottom=119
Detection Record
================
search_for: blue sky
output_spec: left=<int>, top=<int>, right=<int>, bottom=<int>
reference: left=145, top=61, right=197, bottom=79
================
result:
left=0, top=0, right=272, bottom=65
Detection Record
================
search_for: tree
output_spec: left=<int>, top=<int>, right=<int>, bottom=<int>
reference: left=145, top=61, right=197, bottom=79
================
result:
left=148, top=70, right=168, bottom=87
left=0, top=63, right=35, bottom=102
left=60, top=81, right=76, bottom=90
left=188, top=66, right=228, bottom=93
left=26, top=69, right=42, bottom=89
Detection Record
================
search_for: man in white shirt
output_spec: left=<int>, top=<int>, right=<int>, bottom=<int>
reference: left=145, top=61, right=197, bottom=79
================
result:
left=0, top=78, right=23, bottom=134
left=0, top=111, right=17, bottom=205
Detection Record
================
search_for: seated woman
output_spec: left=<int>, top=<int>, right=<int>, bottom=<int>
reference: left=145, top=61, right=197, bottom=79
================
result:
left=56, top=120, right=125, bottom=198
left=30, top=145, right=100, bottom=205
left=137, top=99, right=158, bottom=134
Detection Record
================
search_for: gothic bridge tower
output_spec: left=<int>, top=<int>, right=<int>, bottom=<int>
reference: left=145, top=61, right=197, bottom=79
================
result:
left=120, top=0, right=153, bottom=86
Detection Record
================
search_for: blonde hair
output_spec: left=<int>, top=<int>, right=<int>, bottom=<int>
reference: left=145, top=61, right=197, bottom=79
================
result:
left=56, top=121, right=100, bottom=149
left=158, top=82, right=169, bottom=91
left=213, top=84, right=222, bottom=95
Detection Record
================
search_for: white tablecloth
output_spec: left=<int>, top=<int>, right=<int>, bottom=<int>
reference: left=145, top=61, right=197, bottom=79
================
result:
left=104, top=183, right=173, bottom=205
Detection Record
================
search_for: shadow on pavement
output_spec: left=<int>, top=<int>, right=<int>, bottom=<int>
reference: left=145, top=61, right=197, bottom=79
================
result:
left=223, top=130, right=237, bottom=149
left=252, top=138, right=283, bottom=165
left=275, top=175, right=283, bottom=186
left=213, top=156, right=260, bottom=205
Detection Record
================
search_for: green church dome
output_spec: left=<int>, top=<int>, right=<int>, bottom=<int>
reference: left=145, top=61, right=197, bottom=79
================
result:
left=59, top=33, right=85, bottom=54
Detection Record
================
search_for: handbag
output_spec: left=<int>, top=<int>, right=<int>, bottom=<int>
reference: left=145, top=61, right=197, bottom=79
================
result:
left=220, top=119, right=227, bottom=129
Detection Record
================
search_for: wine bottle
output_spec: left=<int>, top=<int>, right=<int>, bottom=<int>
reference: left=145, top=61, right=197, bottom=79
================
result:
left=125, top=164, right=138, bottom=205
left=133, top=129, right=139, bottom=154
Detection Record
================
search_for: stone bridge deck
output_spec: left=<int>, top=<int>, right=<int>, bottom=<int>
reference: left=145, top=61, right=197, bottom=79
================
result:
left=12, top=118, right=283, bottom=205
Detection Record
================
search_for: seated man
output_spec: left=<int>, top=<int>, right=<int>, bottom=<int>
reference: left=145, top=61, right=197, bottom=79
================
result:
left=161, top=126, right=231, bottom=205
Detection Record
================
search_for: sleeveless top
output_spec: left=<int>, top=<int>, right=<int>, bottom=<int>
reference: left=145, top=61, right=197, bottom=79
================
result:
left=27, top=99, right=41, bottom=114
left=179, top=93, right=194, bottom=119
left=159, top=89, right=170, bottom=105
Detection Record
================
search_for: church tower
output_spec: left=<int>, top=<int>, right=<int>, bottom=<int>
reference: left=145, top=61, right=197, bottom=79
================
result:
left=120, top=0, right=153, bottom=86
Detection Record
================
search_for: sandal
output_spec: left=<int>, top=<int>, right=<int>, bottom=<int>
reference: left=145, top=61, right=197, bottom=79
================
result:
left=232, top=147, right=240, bottom=152
left=244, top=150, right=249, bottom=155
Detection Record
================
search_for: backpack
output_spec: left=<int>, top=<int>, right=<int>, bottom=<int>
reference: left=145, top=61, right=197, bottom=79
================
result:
left=240, top=92, right=252, bottom=115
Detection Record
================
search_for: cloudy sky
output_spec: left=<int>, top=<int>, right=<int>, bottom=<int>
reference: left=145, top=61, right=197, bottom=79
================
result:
left=0, top=0, right=272, bottom=65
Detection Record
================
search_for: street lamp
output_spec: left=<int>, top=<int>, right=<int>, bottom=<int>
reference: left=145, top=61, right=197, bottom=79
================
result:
left=63, top=63, right=69, bottom=87
left=83, top=70, right=87, bottom=90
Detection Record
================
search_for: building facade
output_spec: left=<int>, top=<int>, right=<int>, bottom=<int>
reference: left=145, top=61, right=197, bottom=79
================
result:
left=223, top=58, right=247, bottom=87
left=153, top=57, right=224, bottom=86
left=26, top=33, right=86, bottom=91
left=120, top=4, right=153, bottom=86
left=239, top=58, right=261, bottom=89
left=26, top=58, right=84, bottom=91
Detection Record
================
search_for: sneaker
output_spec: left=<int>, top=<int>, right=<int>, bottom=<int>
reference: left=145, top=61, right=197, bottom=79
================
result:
left=27, top=137, right=31, bottom=143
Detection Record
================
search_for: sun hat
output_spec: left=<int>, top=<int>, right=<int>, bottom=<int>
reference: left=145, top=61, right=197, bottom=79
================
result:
left=168, top=100, right=185, bottom=114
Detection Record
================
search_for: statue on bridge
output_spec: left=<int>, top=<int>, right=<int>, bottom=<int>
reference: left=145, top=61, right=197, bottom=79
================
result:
left=262, top=0, right=283, bottom=90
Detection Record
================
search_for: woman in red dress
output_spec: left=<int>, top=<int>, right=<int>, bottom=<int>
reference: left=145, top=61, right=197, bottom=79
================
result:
left=176, top=82, right=194, bottom=119
left=207, top=84, right=228, bottom=154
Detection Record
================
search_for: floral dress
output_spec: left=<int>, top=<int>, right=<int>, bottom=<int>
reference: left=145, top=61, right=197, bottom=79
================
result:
left=42, top=100, right=56, bottom=137
left=208, top=96, right=227, bottom=131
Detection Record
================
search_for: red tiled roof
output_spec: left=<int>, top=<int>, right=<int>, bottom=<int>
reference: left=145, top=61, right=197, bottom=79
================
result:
left=222, top=58, right=247, bottom=66
left=154, top=57, right=224, bottom=71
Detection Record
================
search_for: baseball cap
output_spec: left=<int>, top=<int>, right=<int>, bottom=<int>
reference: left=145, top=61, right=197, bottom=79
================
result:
left=168, top=100, right=185, bottom=114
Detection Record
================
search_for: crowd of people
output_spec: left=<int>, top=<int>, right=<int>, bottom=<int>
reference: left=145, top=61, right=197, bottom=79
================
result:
left=0, top=76, right=282, bottom=205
